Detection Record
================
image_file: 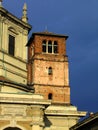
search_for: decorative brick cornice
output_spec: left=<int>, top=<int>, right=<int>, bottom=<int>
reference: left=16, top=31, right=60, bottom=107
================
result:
left=32, top=83, right=70, bottom=88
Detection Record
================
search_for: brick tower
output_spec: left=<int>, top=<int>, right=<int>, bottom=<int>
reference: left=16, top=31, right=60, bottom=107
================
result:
left=27, top=31, right=70, bottom=104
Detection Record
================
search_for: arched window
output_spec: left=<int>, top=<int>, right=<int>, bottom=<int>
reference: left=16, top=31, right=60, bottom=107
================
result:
left=54, top=41, right=58, bottom=53
left=42, top=40, right=58, bottom=54
left=48, top=93, right=53, bottom=99
left=48, top=40, right=52, bottom=53
left=48, top=67, right=52, bottom=75
left=42, top=40, right=46, bottom=52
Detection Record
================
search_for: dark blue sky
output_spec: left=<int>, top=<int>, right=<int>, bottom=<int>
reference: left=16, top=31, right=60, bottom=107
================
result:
left=3, top=0, right=98, bottom=113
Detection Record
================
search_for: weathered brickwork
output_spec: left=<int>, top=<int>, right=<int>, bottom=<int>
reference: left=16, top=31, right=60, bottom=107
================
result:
left=27, top=32, right=70, bottom=103
left=27, top=34, right=67, bottom=57
left=34, top=85, right=70, bottom=103
left=33, top=35, right=67, bottom=55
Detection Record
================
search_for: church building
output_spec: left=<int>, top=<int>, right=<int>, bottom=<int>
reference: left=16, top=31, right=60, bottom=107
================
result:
left=0, top=1, right=86, bottom=130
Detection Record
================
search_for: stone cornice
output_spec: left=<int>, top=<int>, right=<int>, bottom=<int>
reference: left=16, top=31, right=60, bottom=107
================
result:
left=0, top=93, right=51, bottom=106
left=0, top=6, right=32, bottom=31
left=30, top=54, right=68, bottom=62
left=45, top=105, right=87, bottom=117
left=32, top=83, right=70, bottom=88
left=0, top=79, right=33, bottom=92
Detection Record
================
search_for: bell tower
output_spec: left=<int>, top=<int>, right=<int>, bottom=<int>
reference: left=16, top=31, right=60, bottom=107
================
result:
left=27, top=31, right=70, bottom=104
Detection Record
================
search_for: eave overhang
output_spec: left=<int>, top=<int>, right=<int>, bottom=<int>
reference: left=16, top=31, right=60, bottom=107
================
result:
left=26, top=31, right=69, bottom=46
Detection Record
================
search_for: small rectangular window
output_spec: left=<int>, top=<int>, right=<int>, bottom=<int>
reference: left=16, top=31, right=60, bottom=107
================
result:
left=8, top=35, right=15, bottom=56
left=48, top=67, right=52, bottom=75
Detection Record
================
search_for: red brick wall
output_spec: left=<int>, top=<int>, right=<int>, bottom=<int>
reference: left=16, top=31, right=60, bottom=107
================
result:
left=33, top=35, right=67, bottom=55
left=27, top=34, right=70, bottom=103
left=34, top=85, right=70, bottom=103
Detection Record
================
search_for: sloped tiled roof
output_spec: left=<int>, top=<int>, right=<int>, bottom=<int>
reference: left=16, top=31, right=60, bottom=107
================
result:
left=27, top=30, right=68, bottom=46
left=32, top=31, right=68, bottom=38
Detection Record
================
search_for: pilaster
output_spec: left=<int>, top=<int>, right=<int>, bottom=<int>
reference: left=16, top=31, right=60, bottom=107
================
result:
left=30, top=105, right=45, bottom=130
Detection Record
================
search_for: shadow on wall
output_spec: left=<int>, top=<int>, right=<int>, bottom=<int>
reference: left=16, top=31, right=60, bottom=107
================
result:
left=44, top=116, right=52, bottom=127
